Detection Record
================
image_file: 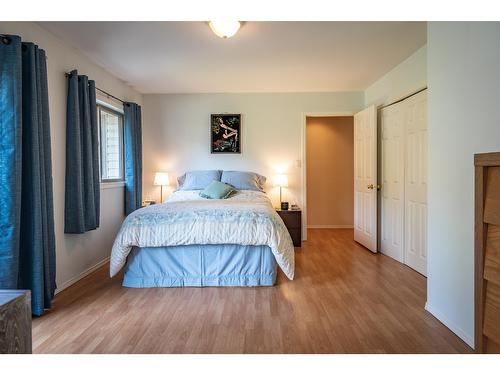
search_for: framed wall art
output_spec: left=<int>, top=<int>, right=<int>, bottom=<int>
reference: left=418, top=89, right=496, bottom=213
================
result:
left=210, top=114, right=241, bottom=154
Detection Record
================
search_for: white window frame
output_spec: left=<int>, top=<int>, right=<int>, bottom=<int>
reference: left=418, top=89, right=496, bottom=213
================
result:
left=97, top=102, right=125, bottom=184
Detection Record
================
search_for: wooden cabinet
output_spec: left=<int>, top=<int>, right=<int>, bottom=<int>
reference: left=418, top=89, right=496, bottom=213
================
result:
left=475, top=152, right=500, bottom=353
left=276, top=209, right=302, bottom=247
left=0, top=290, right=32, bottom=354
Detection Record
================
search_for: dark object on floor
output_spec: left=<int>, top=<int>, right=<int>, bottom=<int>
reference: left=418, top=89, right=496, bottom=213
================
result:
left=0, top=290, right=32, bottom=354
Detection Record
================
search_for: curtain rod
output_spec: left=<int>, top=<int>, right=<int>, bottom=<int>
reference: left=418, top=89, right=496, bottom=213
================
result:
left=64, top=72, right=127, bottom=105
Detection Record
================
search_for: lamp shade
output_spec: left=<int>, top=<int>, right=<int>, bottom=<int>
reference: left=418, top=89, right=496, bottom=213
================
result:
left=154, top=172, right=169, bottom=186
left=273, top=174, right=288, bottom=187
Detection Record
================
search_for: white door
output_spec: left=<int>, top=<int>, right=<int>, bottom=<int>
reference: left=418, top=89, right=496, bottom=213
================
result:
left=380, top=102, right=405, bottom=262
left=404, top=91, right=428, bottom=276
left=354, top=106, right=377, bottom=252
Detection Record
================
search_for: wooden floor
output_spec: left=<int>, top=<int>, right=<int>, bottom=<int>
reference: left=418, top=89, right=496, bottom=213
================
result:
left=32, top=229, right=472, bottom=353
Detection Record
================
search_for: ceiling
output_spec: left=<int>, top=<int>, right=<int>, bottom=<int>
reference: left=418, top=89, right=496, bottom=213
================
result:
left=39, top=21, right=426, bottom=94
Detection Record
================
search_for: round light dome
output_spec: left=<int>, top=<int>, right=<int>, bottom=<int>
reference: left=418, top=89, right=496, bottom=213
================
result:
left=209, top=21, right=241, bottom=39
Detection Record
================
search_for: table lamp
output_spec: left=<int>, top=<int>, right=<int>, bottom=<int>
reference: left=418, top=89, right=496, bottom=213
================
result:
left=274, top=174, right=289, bottom=210
left=154, top=172, right=169, bottom=203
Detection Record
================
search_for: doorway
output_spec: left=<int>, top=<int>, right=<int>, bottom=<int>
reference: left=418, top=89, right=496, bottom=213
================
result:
left=305, top=116, right=355, bottom=233
left=301, top=91, right=427, bottom=277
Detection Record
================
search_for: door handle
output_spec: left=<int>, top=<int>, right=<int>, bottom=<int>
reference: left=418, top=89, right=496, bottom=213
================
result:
left=367, top=184, right=374, bottom=190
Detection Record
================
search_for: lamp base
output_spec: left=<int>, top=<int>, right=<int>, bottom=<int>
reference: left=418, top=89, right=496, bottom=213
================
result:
left=280, top=202, right=289, bottom=210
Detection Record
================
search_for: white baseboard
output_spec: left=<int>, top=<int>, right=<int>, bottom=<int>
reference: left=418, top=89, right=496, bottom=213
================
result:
left=425, top=302, right=474, bottom=349
left=307, top=225, right=354, bottom=229
left=55, top=256, right=110, bottom=295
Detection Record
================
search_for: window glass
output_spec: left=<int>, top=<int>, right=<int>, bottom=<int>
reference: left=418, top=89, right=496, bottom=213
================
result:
left=99, top=105, right=124, bottom=182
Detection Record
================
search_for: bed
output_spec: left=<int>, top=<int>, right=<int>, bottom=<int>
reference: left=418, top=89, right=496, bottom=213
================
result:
left=110, top=189, right=295, bottom=287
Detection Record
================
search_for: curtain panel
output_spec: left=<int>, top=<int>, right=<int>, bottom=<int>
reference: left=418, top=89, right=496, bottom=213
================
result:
left=0, top=34, right=56, bottom=316
left=124, top=102, right=142, bottom=215
left=0, top=34, right=22, bottom=290
left=64, top=70, right=100, bottom=233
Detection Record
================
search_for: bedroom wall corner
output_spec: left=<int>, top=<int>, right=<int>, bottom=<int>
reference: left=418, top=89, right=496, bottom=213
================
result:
left=427, top=21, right=500, bottom=349
left=0, top=22, right=144, bottom=291
left=364, top=44, right=427, bottom=107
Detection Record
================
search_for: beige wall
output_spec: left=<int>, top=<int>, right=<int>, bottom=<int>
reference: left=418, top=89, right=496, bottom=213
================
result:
left=306, top=116, right=354, bottom=227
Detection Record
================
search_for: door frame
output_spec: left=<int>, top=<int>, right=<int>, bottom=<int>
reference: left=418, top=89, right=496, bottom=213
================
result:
left=300, top=111, right=355, bottom=241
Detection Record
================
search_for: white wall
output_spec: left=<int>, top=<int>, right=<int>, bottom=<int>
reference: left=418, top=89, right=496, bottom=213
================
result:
left=0, top=22, right=143, bottom=291
left=364, top=45, right=427, bottom=107
left=142, top=92, right=364, bottom=208
left=426, top=22, right=500, bottom=348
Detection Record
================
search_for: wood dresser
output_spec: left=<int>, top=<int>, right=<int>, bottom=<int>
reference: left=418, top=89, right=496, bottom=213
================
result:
left=475, top=152, right=500, bottom=353
left=0, top=290, right=32, bottom=354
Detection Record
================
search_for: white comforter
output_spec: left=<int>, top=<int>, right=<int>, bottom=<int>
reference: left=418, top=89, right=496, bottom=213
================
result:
left=109, top=190, right=295, bottom=279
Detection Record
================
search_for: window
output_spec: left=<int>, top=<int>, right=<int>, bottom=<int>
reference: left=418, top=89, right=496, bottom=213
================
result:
left=98, top=104, right=124, bottom=182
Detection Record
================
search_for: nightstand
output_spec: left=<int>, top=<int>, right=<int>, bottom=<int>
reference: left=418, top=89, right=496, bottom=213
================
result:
left=276, top=209, right=302, bottom=247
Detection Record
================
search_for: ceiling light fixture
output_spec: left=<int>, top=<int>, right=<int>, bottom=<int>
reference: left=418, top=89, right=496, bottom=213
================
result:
left=208, top=21, right=241, bottom=39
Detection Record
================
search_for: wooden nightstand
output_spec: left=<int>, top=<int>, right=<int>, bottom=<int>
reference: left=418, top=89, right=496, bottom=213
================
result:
left=276, top=209, right=302, bottom=247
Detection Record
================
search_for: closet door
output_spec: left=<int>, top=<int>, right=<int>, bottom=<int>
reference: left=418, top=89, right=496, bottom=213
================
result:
left=380, top=102, right=405, bottom=262
left=404, top=91, right=428, bottom=276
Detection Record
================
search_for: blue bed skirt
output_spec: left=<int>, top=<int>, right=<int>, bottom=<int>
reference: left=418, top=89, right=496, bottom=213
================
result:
left=122, top=244, right=278, bottom=288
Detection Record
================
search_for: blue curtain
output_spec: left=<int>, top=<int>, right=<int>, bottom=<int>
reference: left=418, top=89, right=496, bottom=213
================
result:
left=64, top=70, right=100, bottom=233
left=0, top=35, right=22, bottom=290
left=0, top=35, right=56, bottom=316
left=124, top=103, right=142, bottom=215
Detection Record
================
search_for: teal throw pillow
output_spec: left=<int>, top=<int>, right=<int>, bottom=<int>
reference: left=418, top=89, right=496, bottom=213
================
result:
left=199, top=180, right=236, bottom=199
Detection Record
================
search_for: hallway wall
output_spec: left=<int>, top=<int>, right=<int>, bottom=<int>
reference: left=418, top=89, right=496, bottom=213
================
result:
left=306, top=116, right=354, bottom=228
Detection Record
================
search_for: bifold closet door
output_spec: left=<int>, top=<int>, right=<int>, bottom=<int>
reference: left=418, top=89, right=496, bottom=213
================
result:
left=404, top=91, right=428, bottom=276
left=379, top=89, right=427, bottom=276
left=380, top=102, right=405, bottom=262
